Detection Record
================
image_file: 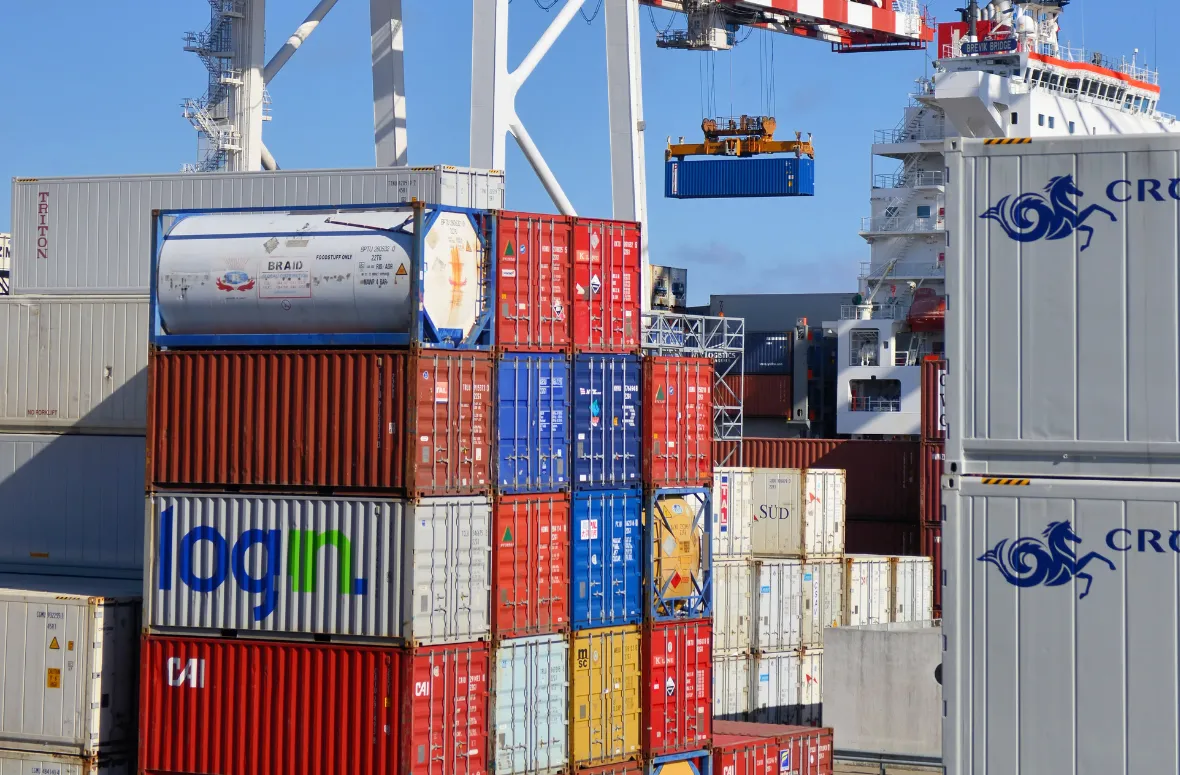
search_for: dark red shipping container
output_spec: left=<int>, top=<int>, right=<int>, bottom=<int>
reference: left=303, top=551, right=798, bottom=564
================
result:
left=407, top=351, right=494, bottom=496
left=643, top=619, right=712, bottom=755
left=147, top=349, right=407, bottom=491
left=845, top=518, right=920, bottom=555
left=402, top=643, right=490, bottom=775
left=718, top=374, right=793, bottom=417
left=644, top=356, right=713, bottom=488
left=713, top=438, right=920, bottom=521
left=139, top=635, right=399, bottom=775
left=713, top=721, right=834, bottom=775
left=492, top=493, right=570, bottom=638
left=495, top=211, right=571, bottom=352
left=572, top=218, right=641, bottom=353
left=923, top=521, right=943, bottom=618
left=921, top=441, right=945, bottom=525
left=921, top=356, right=947, bottom=442
left=713, top=734, right=780, bottom=775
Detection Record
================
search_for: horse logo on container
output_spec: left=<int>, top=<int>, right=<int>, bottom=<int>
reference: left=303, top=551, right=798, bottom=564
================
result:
left=977, top=520, right=1116, bottom=599
left=980, top=174, right=1117, bottom=252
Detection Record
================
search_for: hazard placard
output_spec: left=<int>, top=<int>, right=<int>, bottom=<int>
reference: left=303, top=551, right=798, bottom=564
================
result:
left=46, top=668, right=60, bottom=689
left=395, top=263, right=408, bottom=277
left=49, top=637, right=59, bottom=650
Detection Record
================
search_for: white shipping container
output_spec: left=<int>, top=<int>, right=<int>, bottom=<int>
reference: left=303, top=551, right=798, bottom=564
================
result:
left=754, top=559, right=842, bottom=651
left=714, top=467, right=844, bottom=558
left=11, top=166, right=505, bottom=295
left=147, top=493, right=490, bottom=644
left=0, top=297, right=148, bottom=432
left=0, top=435, right=144, bottom=578
left=0, top=583, right=139, bottom=758
left=493, top=634, right=568, bottom=775
left=712, top=560, right=753, bottom=654
left=892, top=556, right=933, bottom=623
left=751, top=649, right=823, bottom=727
left=843, top=556, right=893, bottom=626
left=713, top=654, right=752, bottom=720
left=0, top=749, right=131, bottom=775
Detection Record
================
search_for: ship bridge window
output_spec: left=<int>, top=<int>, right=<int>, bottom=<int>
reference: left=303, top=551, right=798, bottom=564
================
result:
left=849, top=329, right=880, bottom=367
left=1069, top=121, right=1076, bottom=134
left=1088, top=81, right=1100, bottom=97
left=917, top=205, right=932, bottom=219
left=1038, top=114, right=1045, bottom=127
left=1049, top=116, right=1056, bottom=129
left=1098, top=83, right=1109, bottom=99
left=849, top=378, right=902, bottom=413
left=1065, top=77, right=1081, bottom=94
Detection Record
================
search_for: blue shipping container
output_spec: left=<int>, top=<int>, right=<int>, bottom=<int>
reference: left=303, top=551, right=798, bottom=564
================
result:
left=572, top=354, right=641, bottom=489
left=665, top=157, right=815, bottom=199
left=497, top=353, right=570, bottom=493
left=571, top=487, right=643, bottom=628
left=745, top=331, right=793, bottom=375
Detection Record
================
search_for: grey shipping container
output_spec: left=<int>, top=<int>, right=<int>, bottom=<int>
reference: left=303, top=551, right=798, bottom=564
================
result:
left=947, top=135, right=1180, bottom=478
left=492, top=634, right=568, bottom=775
left=147, top=493, right=491, bottom=645
left=0, top=749, right=131, bottom=775
left=943, top=475, right=1180, bottom=775
left=0, top=296, right=148, bottom=433
left=0, top=583, right=139, bottom=758
left=10, top=166, right=505, bottom=294
left=0, top=435, right=144, bottom=578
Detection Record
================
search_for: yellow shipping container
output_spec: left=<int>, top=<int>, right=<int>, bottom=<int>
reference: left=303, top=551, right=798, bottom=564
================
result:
left=649, top=492, right=708, bottom=619
left=570, top=625, right=642, bottom=767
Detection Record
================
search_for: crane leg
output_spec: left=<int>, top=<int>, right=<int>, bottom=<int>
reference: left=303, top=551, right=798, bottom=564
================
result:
left=372, top=0, right=408, bottom=166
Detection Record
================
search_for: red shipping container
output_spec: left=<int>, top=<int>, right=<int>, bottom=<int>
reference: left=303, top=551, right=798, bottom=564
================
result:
left=140, top=635, right=400, bottom=775
left=492, top=493, right=570, bottom=638
left=148, top=349, right=407, bottom=491
left=923, top=521, right=943, bottom=618
left=921, top=357, right=947, bottom=442
left=408, top=351, right=494, bottom=496
left=719, top=374, right=793, bottom=417
left=921, top=441, right=945, bottom=524
left=644, top=356, right=714, bottom=488
left=845, top=518, right=920, bottom=555
left=572, top=218, right=641, bottom=353
left=713, top=734, right=780, bottom=775
left=643, top=619, right=712, bottom=755
left=402, top=644, right=491, bottom=775
left=713, top=721, right=834, bottom=775
left=713, top=438, right=920, bottom=521
left=495, top=211, right=571, bottom=351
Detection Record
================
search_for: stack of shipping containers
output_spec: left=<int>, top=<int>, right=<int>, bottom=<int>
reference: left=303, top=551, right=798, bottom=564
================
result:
left=920, top=355, right=946, bottom=618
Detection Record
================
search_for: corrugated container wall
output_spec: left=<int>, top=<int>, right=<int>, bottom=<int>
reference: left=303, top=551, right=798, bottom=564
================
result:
left=844, top=519, right=919, bottom=556
left=0, top=588, right=139, bottom=757
left=405, top=351, right=494, bottom=495
left=402, top=644, right=491, bottom=775
left=714, top=468, right=844, bottom=559
left=643, top=619, right=712, bottom=755
left=492, top=494, right=569, bottom=638
left=712, top=439, right=920, bottom=521
left=713, top=655, right=752, bottom=720
left=570, top=626, right=642, bottom=768
left=712, top=722, right=834, bottom=775
left=571, top=219, right=641, bottom=353
left=642, top=357, right=713, bottom=488
left=843, top=556, right=892, bottom=627
left=665, top=157, right=816, bottom=199
left=752, top=649, right=823, bottom=727
left=0, top=434, right=144, bottom=577
left=494, top=212, right=571, bottom=352
left=946, top=135, right=1180, bottom=478
left=0, top=297, right=148, bottom=433
left=147, top=494, right=491, bottom=645
left=496, top=354, right=569, bottom=494
left=720, top=374, right=793, bottom=418
left=492, top=635, right=568, bottom=775
left=11, top=166, right=505, bottom=294
left=138, top=635, right=401, bottom=775
left=922, top=523, right=942, bottom=618
left=712, top=559, right=753, bottom=654
left=743, top=332, right=793, bottom=375
left=921, top=357, right=947, bottom=442
left=571, top=488, right=643, bottom=629
left=572, top=355, right=641, bottom=489
left=893, top=556, right=933, bottom=623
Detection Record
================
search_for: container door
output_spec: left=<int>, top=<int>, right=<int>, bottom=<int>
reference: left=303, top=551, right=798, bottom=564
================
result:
left=752, top=653, right=799, bottom=725
left=570, top=626, right=641, bottom=767
left=572, top=355, right=641, bottom=488
left=713, top=655, right=752, bottom=719
left=755, top=561, right=803, bottom=652
left=803, top=469, right=845, bottom=557
left=801, top=560, right=843, bottom=650
left=403, top=644, right=490, bottom=775
left=496, top=354, right=569, bottom=494
left=406, top=497, right=492, bottom=645
left=571, top=490, right=643, bottom=628
left=892, top=557, right=933, bottom=623
left=494, top=213, right=571, bottom=351
left=844, top=557, right=891, bottom=627
left=493, top=635, right=568, bottom=775
left=797, top=650, right=823, bottom=727
left=712, top=468, right=753, bottom=557
left=409, top=353, right=493, bottom=496
left=492, top=495, right=570, bottom=638
left=712, top=560, right=752, bottom=654
left=749, top=469, right=803, bottom=557
left=644, top=621, right=712, bottom=754
left=571, top=219, right=640, bottom=352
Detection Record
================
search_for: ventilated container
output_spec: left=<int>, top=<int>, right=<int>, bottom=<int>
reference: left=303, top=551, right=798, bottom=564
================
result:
left=0, top=296, right=148, bottom=433
left=0, top=585, right=139, bottom=758
left=0, top=749, right=132, bottom=775
left=494, top=211, right=571, bottom=351
left=570, top=626, right=642, bottom=768
left=752, top=649, right=823, bottom=727
left=11, top=166, right=504, bottom=294
left=0, top=434, right=144, bottom=577
left=643, top=619, right=712, bottom=755
left=492, top=494, right=569, bottom=638
left=843, top=556, right=892, bottom=627
left=713, top=468, right=844, bottom=558
left=755, top=560, right=842, bottom=651
left=892, top=556, right=933, bottom=623
left=139, top=634, right=403, bottom=775
left=572, top=354, right=641, bottom=488
left=713, top=559, right=753, bottom=654
left=571, top=218, right=641, bottom=353
left=642, top=356, right=713, bottom=488
left=402, top=643, right=491, bottom=775
left=496, top=353, right=569, bottom=494
left=146, top=493, right=490, bottom=645
left=571, top=488, right=643, bottom=629
left=647, top=488, right=712, bottom=621
left=713, top=654, right=753, bottom=721
left=492, top=634, right=568, bottom=775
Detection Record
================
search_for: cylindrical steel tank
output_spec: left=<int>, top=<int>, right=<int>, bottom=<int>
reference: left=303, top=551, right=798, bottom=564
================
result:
left=155, top=208, right=484, bottom=337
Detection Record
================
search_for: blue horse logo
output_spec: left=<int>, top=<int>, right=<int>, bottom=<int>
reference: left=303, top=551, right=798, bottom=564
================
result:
left=980, top=175, right=1117, bottom=252
left=978, top=521, right=1116, bottom=599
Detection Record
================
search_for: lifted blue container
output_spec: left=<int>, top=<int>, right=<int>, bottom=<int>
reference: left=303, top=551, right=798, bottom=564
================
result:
left=646, top=487, right=713, bottom=622
left=572, top=354, right=641, bottom=489
left=496, top=353, right=570, bottom=494
left=665, top=157, right=815, bottom=199
left=648, top=750, right=711, bottom=775
left=571, top=487, right=643, bottom=629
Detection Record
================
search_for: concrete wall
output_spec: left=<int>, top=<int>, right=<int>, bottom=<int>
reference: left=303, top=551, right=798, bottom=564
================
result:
left=823, top=622, right=942, bottom=759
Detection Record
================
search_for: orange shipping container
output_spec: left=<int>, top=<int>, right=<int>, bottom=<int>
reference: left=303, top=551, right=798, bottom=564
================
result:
left=644, top=356, right=713, bottom=487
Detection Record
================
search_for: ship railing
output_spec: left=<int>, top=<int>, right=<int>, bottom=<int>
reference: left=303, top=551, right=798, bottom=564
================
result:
left=850, top=397, right=903, bottom=413
left=1052, top=44, right=1160, bottom=86
left=859, top=259, right=944, bottom=282
left=873, top=170, right=945, bottom=189
left=860, top=216, right=942, bottom=234
left=873, top=125, right=946, bottom=144
left=841, top=303, right=905, bottom=321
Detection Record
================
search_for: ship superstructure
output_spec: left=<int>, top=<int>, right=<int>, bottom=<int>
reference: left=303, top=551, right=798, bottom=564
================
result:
left=827, top=0, right=1178, bottom=437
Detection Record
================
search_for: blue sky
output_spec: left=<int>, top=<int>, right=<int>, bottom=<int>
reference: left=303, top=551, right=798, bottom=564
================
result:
left=0, top=1, right=1173, bottom=304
